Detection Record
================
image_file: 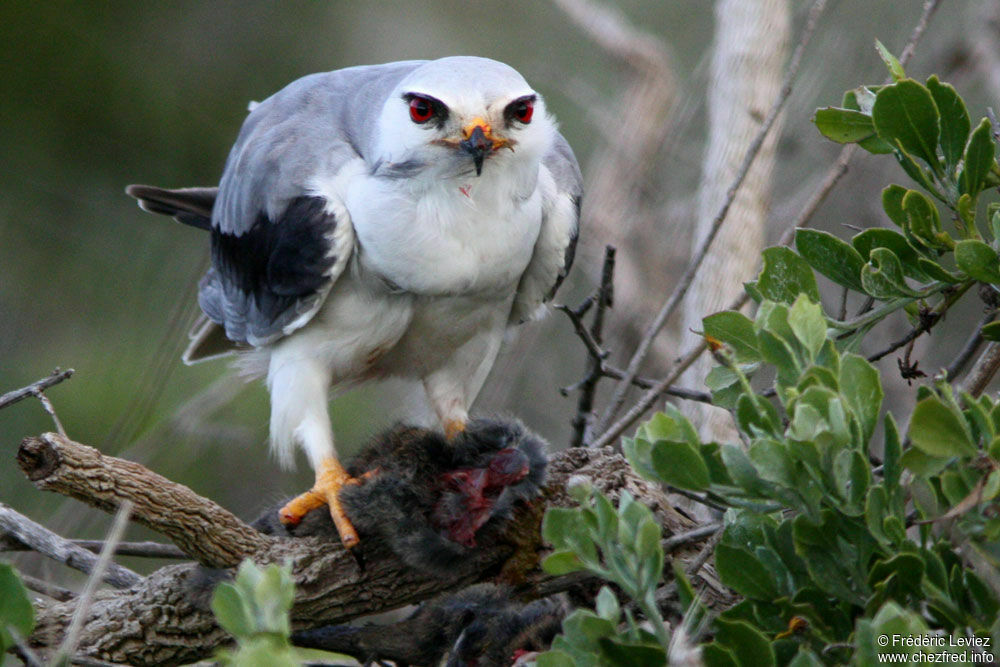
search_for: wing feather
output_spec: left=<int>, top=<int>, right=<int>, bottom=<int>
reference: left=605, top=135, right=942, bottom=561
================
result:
left=510, top=133, right=583, bottom=324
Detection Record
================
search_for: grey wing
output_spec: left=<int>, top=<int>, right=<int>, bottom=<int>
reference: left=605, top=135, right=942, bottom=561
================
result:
left=509, top=132, right=582, bottom=324
left=202, top=64, right=421, bottom=346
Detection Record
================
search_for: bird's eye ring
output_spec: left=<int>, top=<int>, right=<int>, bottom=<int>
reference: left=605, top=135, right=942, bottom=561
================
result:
left=409, top=96, right=435, bottom=124
left=513, top=100, right=533, bottom=124
left=504, top=95, right=536, bottom=126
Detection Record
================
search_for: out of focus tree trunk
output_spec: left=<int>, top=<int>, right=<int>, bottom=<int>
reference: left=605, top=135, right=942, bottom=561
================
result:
left=680, top=0, right=790, bottom=442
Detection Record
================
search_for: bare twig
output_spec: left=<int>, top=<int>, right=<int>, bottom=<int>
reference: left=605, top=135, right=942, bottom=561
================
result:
left=946, top=310, right=996, bottom=382
left=596, top=0, right=829, bottom=435
left=685, top=527, right=724, bottom=579
left=2, top=538, right=187, bottom=560
left=898, top=0, right=943, bottom=66
left=18, top=573, right=76, bottom=602
left=663, top=523, right=723, bottom=554
left=0, top=368, right=74, bottom=411
left=0, top=502, right=140, bottom=589
left=566, top=246, right=616, bottom=447
left=865, top=285, right=971, bottom=362
left=57, top=501, right=134, bottom=664
left=961, top=343, right=1000, bottom=398
left=17, top=432, right=263, bottom=568
left=591, top=343, right=707, bottom=450
left=596, top=365, right=713, bottom=404
left=31, top=389, right=66, bottom=437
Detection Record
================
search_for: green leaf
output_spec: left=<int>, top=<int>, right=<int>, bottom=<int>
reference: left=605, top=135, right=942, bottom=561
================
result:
left=623, top=436, right=658, bottom=482
left=901, top=189, right=945, bottom=249
left=926, top=76, right=971, bottom=171
left=715, top=543, right=779, bottom=601
left=737, top=394, right=780, bottom=437
left=638, top=405, right=700, bottom=447
left=536, top=649, right=575, bottom=667
left=955, top=239, right=1000, bottom=283
left=861, top=248, right=921, bottom=298
left=757, top=247, right=821, bottom=305
left=795, top=229, right=866, bottom=292
left=788, top=649, right=825, bottom=667
left=908, top=396, right=977, bottom=458
left=543, top=508, right=584, bottom=549
left=749, top=438, right=795, bottom=487
left=759, top=331, right=801, bottom=386
left=721, top=444, right=768, bottom=494
left=702, top=643, right=740, bottom=667
left=813, top=107, right=878, bottom=143
left=882, top=185, right=908, bottom=227
left=787, top=294, right=828, bottom=361
left=883, top=414, right=902, bottom=492
left=542, top=550, right=585, bottom=575
left=706, top=365, right=744, bottom=411
left=833, top=449, right=871, bottom=512
left=917, top=258, right=963, bottom=283
left=960, top=117, right=997, bottom=197
left=650, top=439, right=710, bottom=490
left=872, top=79, right=941, bottom=173
left=0, top=564, right=35, bottom=656
left=852, top=227, right=931, bottom=282
left=597, top=637, right=668, bottom=666
left=212, top=583, right=255, bottom=639
left=875, top=40, right=906, bottom=82
left=703, top=311, right=760, bottom=362
left=839, top=353, right=883, bottom=443
left=982, top=322, right=1000, bottom=342
left=714, top=617, right=776, bottom=667
left=595, top=586, right=620, bottom=622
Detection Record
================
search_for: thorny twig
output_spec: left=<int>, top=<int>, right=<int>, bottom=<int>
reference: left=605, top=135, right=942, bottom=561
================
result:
left=596, top=0, right=830, bottom=435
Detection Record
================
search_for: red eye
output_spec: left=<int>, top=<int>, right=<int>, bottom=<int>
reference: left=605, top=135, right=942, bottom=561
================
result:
left=409, top=96, right=434, bottom=123
left=514, top=99, right=533, bottom=124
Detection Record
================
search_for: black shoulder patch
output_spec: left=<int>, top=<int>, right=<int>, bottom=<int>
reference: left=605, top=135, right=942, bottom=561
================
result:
left=210, top=195, right=335, bottom=333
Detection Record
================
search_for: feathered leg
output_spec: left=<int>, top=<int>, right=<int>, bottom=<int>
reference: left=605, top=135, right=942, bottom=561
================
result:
left=268, top=350, right=363, bottom=548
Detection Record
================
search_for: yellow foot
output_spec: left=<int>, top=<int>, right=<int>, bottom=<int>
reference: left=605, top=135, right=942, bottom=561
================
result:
left=279, top=458, right=370, bottom=549
left=445, top=419, right=467, bottom=441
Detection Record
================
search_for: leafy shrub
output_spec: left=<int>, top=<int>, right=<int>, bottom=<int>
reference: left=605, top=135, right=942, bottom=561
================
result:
left=540, top=53, right=1000, bottom=665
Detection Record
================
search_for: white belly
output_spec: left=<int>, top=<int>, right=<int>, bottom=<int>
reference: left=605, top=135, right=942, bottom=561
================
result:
left=345, top=167, right=543, bottom=296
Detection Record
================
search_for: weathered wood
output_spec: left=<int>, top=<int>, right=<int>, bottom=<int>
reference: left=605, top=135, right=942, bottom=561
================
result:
left=20, top=443, right=715, bottom=666
left=0, top=502, right=140, bottom=589
left=0, top=368, right=74, bottom=411
left=17, top=433, right=263, bottom=569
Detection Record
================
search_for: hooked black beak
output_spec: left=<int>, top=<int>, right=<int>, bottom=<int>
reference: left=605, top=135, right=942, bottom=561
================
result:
left=460, top=125, right=490, bottom=176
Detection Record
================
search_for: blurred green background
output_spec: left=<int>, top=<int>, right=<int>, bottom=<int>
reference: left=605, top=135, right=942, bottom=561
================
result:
left=1, top=0, right=995, bottom=583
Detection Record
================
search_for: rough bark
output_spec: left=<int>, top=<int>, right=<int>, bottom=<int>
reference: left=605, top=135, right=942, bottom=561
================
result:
left=13, top=434, right=716, bottom=666
left=17, top=432, right=262, bottom=569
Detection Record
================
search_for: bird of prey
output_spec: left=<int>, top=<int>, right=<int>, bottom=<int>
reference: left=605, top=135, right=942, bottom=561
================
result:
left=127, top=56, right=581, bottom=550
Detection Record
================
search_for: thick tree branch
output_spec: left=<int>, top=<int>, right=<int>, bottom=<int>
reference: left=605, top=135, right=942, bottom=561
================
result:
left=17, top=432, right=263, bottom=569
left=15, top=436, right=711, bottom=666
